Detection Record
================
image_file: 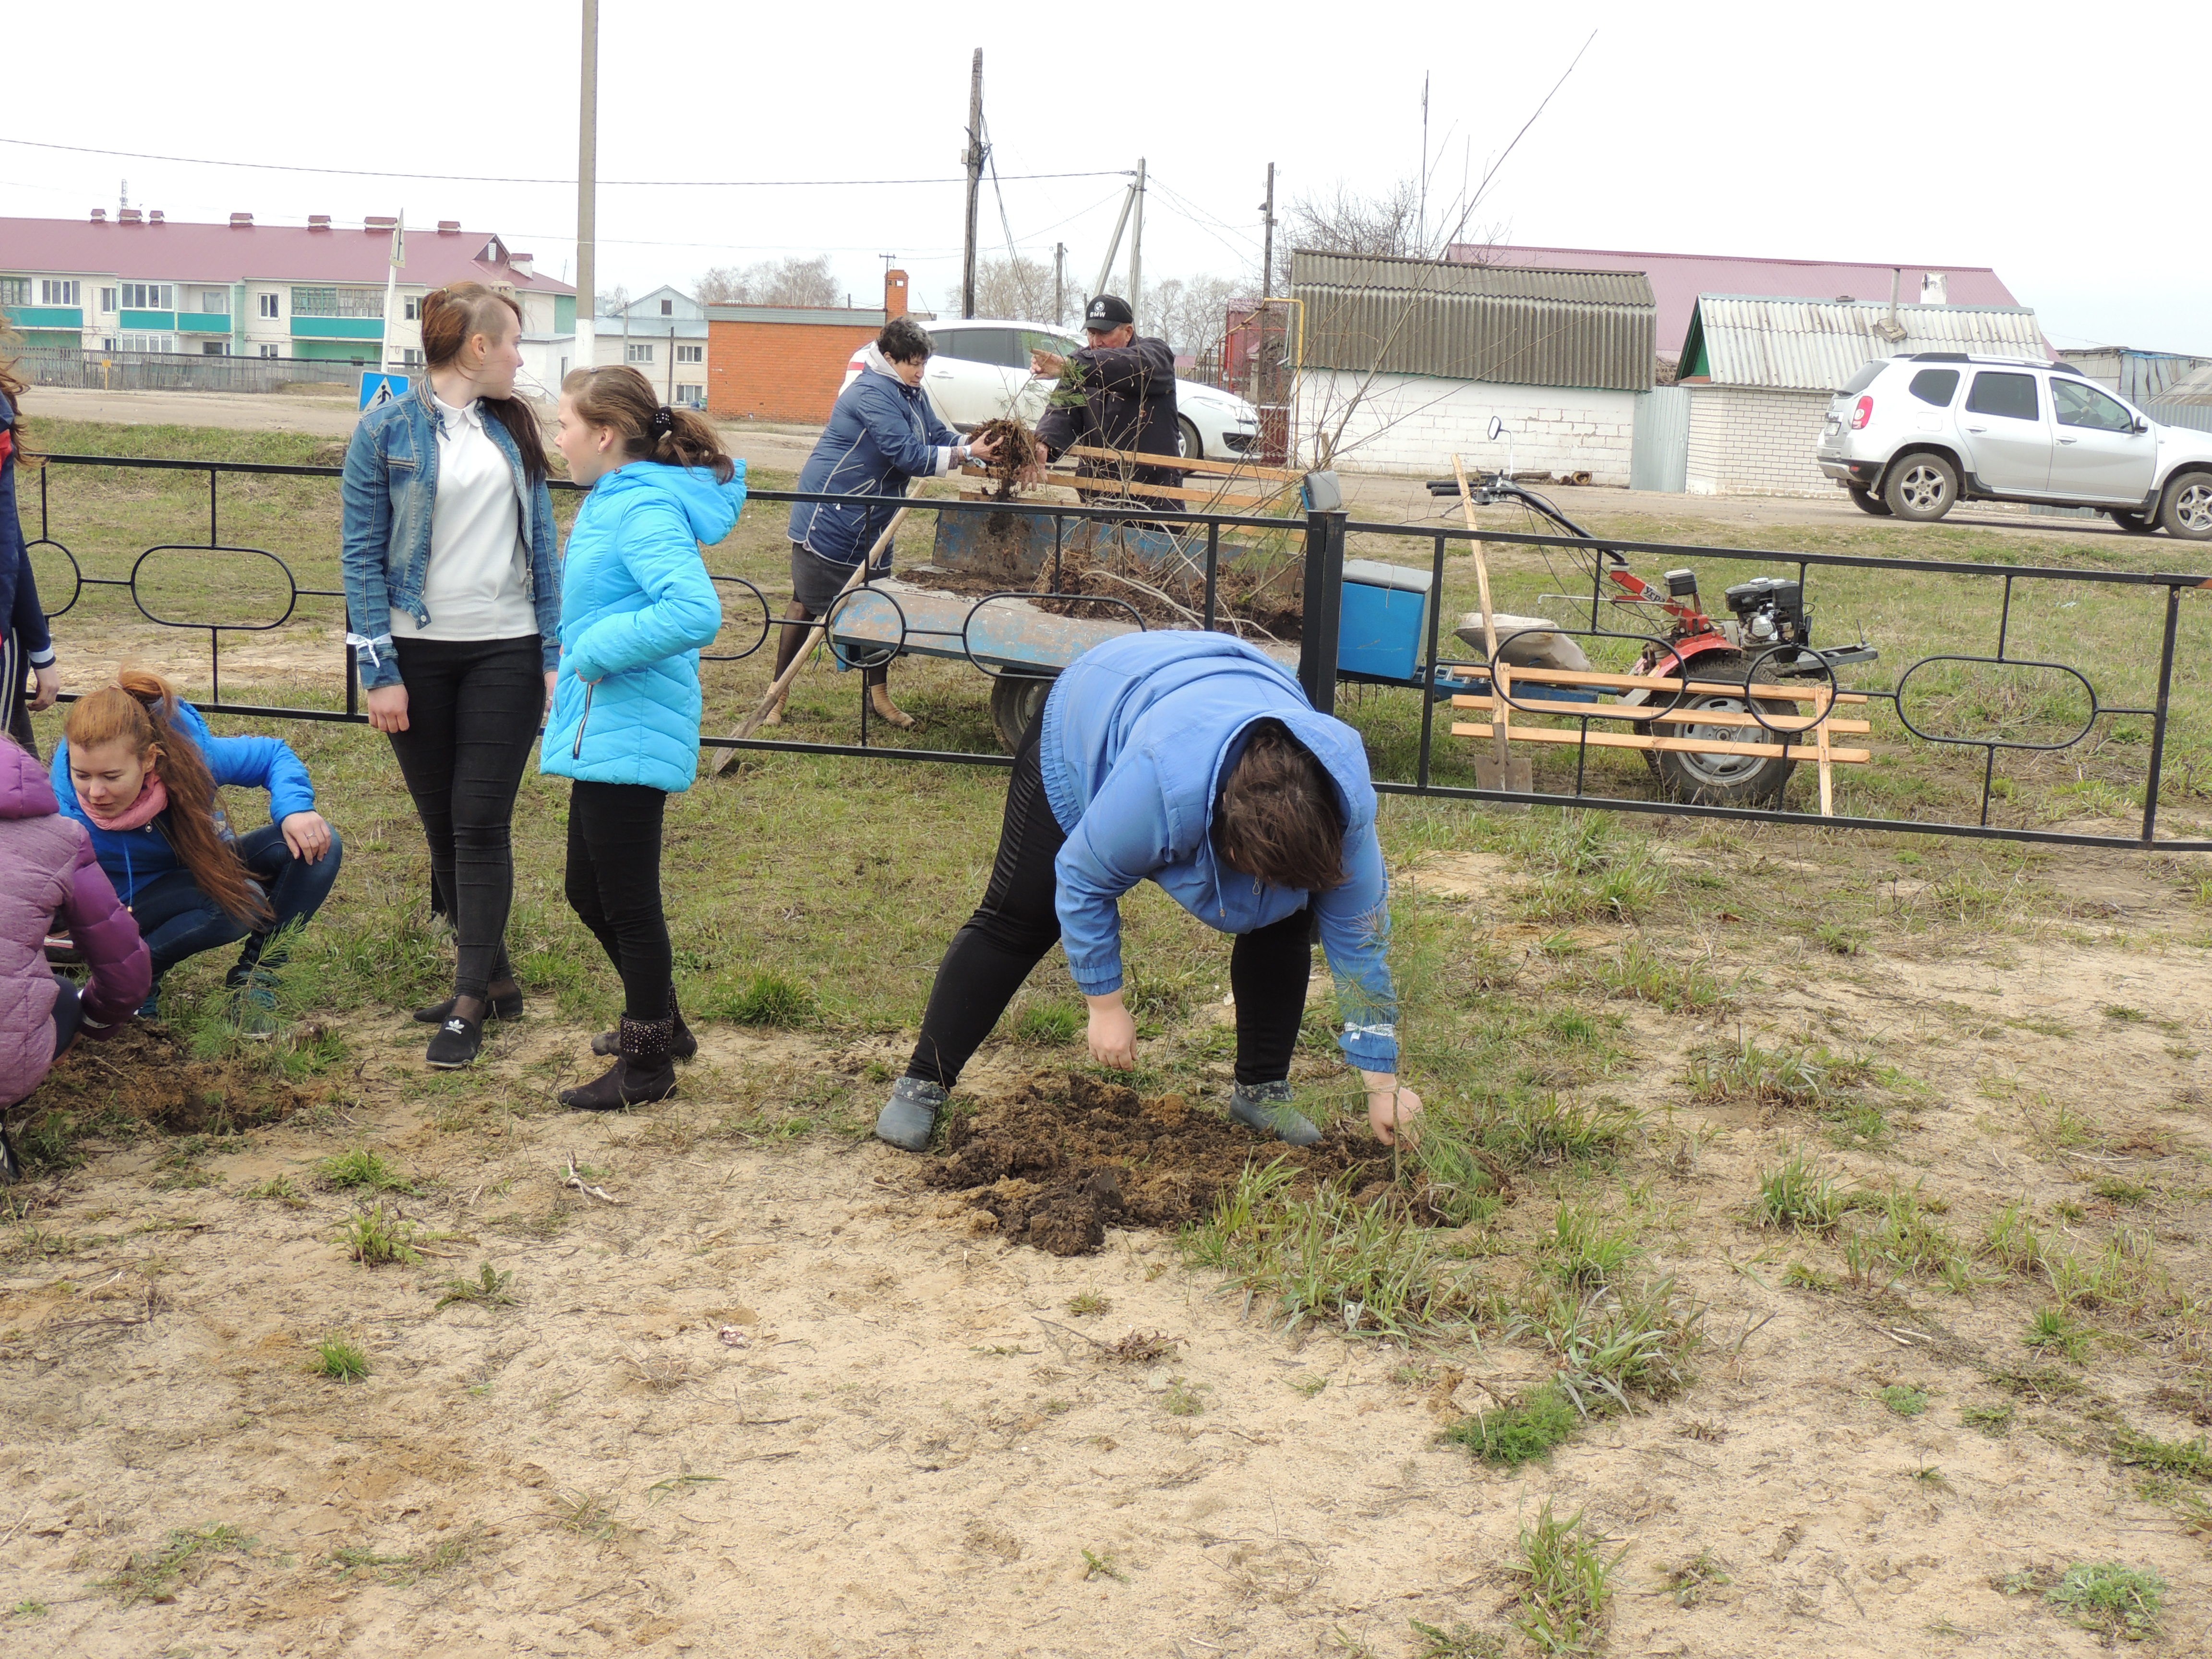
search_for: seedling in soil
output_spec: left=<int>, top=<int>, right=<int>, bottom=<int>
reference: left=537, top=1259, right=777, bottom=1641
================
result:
left=644, top=1474, right=725, bottom=1505
left=1912, top=1463, right=1950, bottom=1490
left=1659, top=1548, right=1731, bottom=1607
left=1407, top=1620, right=1505, bottom=1659
left=2102, top=1005, right=2148, bottom=1022
left=318, top=1148, right=416, bottom=1194
left=554, top=1490, right=619, bottom=1541
left=1961, top=1403, right=2014, bottom=1437
left=328, top=1545, right=414, bottom=1581
left=314, top=1336, right=369, bottom=1382
left=242, top=1176, right=306, bottom=1208
left=2045, top=1562, right=2164, bottom=1641
left=2092, top=1176, right=2151, bottom=1206
left=1511, top=1501, right=1622, bottom=1655
left=1080, top=1547, right=1128, bottom=1584
left=1814, top=922, right=1865, bottom=956
left=1065, top=1291, right=1110, bottom=1316
left=1162, top=1377, right=1210, bottom=1417
left=12, top=1599, right=49, bottom=1618
left=336, top=1202, right=421, bottom=1266
left=1443, top=1383, right=1578, bottom=1468
left=435, top=1262, right=516, bottom=1311
left=1288, top=1374, right=1330, bottom=1398
left=93, top=1524, right=254, bottom=1605
left=1878, top=1384, right=1929, bottom=1418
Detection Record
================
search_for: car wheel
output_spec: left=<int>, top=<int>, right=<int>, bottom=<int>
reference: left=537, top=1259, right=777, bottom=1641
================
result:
left=1847, top=485, right=1893, bottom=517
left=1176, top=416, right=1202, bottom=461
left=1649, top=651, right=1798, bottom=808
left=1883, top=453, right=1958, bottom=521
left=2107, top=508, right=2159, bottom=535
left=2157, top=472, right=2212, bottom=541
left=989, top=674, right=1052, bottom=755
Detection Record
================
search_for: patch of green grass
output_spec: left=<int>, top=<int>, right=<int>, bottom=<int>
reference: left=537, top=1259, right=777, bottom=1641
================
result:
left=1537, top=1200, right=1644, bottom=1287
left=1659, top=1547, right=1731, bottom=1607
left=1877, top=1383, right=1928, bottom=1418
left=1479, top=1092, right=1641, bottom=1167
left=1012, top=1002, right=1082, bottom=1044
left=1080, top=1547, right=1129, bottom=1584
left=553, top=1490, right=620, bottom=1541
left=1585, top=940, right=1731, bottom=1013
left=1407, top=1130, right=1509, bottom=1227
left=2024, top=1306, right=2094, bottom=1361
left=11, top=1599, right=49, bottom=1618
left=1846, top=1182, right=1973, bottom=1295
left=1443, top=1382, right=1579, bottom=1468
left=314, top=1335, right=369, bottom=1382
left=336, top=1202, right=422, bottom=1267
left=1509, top=1277, right=1704, bottom=1416
left=2049, top=1228, right=2168, bottom=1316
left=2102, top=1005, right=2148, bottom=1022
left=2045, top=1562, right=2164, bottom=1641
left=1510, top=1501, right=1622, bottom=1654
left=1162, top=1377, right=1210, bottom=1417
left=1814, top=921, right=1865, bottom=956
left=2113, top=1429, right=2212, bottom=1481
left=1407, top=1619, right=1505, bottom=1658
left=1506, top=812, right=1669, bottom=924
left=241, top=1175, right=307, bottom=1208
left=1782, top=1260, right=1836, bottom=1293
left=435, top=1262, right=516, bottom=1311
left=1751, top=1152, right=1849, bottom=1232
left=2092, top=1175, right=2152, bottom=1206
left=701, top=970, right=818, bottom=1028
left=1287, top=1374, right=1330, bottom=1398
left=93, top=1524, right=254, bottom=1605
left=317, top=1147, right=417, bottom=1194
left=1962, top=1402, right=2014, bottom=1437
left=1982, top=1202, right=2048, bottom=1277
left=1065, top=1290, right=1110, bottom=1316
left=1689, top=1039, right=1873, bottom=1109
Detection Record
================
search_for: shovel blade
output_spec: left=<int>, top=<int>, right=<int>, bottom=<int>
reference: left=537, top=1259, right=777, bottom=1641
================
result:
left=1474, top=751, right=1533, bottom=807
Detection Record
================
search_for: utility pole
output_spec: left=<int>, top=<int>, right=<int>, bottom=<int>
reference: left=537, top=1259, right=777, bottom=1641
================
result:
left=1053, top=242, right=1066, bottom=325
left=1127, top=157, right=1146, bottom=313
left=1260, top=161, right=1276, bottom=296
left=575, top=0, right=599, bottom=374
left=961, top=49, right=984, bottom=320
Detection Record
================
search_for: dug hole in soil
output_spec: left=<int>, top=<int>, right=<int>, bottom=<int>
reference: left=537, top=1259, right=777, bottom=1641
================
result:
left=26, top=1023, right=318, bottom=1137
left=926, top=1070, right=1433, bottom=1256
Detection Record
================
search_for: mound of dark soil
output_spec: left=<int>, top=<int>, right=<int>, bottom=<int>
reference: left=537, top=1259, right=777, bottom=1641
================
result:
left=925, top=1071, right=1396, bottom=1257
left=32, top=1023, right=317, bottom=1135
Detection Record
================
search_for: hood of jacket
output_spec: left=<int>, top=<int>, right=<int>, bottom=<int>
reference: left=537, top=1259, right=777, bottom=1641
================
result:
left=0, top=739, right=58, bottom=820
left=592, top=461, right=747, bottom=547
left=859, top=341, right=907, bottom=384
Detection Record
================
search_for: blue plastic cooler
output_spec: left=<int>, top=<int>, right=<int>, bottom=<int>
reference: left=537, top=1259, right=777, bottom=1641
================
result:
left=1336, top=558, right=1434, bottom=682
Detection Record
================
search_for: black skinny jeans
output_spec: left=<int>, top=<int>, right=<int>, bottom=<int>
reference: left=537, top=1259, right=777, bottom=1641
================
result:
left=565, top=781, right=673, bottom=1022
left=385, top=636, right=542, bottom=1000
left=906, top=720, right=1313, bottom=1090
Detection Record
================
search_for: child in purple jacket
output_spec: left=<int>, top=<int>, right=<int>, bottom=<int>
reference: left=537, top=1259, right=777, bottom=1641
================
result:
left=0, top=737, right=149, bottom=1182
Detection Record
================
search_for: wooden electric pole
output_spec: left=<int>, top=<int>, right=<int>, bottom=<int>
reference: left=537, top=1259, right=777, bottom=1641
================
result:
left=1053, top=242, right=1066, bottom=325
left=1260, top=161, right=1276, bottom=297
left=961, top=49, right=984, bottom=319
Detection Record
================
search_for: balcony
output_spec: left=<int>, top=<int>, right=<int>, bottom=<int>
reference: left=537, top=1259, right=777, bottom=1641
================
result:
left=120, top=309, right=176, bottom=331
left=177, top=312, right=232, bottom=334
left=292, top=316, right=385, bottom=341
left=8, top=306, right=85, bottom=330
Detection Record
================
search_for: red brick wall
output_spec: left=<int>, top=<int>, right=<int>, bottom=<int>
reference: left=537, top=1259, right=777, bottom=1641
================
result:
left=708, top=319, right=880, bottom=423
left=884, top=269, right=909, bottom=320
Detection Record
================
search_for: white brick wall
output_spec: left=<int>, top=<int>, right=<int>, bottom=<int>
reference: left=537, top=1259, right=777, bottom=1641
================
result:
left=1297, top=371, right=1638, bottom=485
left=1683, top=385, right=1835, bottom=497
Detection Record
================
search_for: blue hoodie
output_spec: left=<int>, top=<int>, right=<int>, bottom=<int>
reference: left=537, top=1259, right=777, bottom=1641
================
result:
left=1038, top=631, right=1398, bottom=1072
left=51, top=698, right=317, bottom=908
left=540, top=460, right=745, bottom=793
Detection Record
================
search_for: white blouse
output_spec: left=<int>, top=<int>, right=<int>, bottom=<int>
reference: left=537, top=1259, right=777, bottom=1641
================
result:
left=392, top=394, right=537, bottom=642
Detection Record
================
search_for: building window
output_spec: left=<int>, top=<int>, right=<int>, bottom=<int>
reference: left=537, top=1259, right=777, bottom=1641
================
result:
left=258, top=292, right=281, bottom=319
left=404, top=296, right=420, bottom=320
left=0, top=278, right=26, bottom=307
left=626, top=343, right=654, bottom=364
left=202, top=342, right=227, bottom=356
left=660, top=298, right=673, bottom=316
left=675, top=383, right=706, bottom=407
left=119, top=333, right=176, bottom=353
left=676, top=343, right=704, bottom=364
left=290, top=286, right=384, bottom=318
left=40, top=279, right=80, bottom=306
left=119, top=282, right=171, bottom=309
left=402, top=348, right=423, bottom=368
left=194, top=288, right=229, bottom=315
left=99, top=288, right=117, bottom=313
left=258, top=344, right=280, bottom=359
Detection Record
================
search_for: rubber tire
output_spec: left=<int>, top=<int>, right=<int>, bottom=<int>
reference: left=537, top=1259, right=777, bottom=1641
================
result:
left=1176, top=416, right=1202, bottom=461
left=1847, top=484, right=1893, bottom=517
left=1651, top=650, right=1799, bottom=808
left=2157, top=472, right=2212, bottom=541
left=2108, top=508, right=2159, bottom=535
left=989, top=673, right=1052, bottom=754
left=1883, top=453, right=1959, bottom=522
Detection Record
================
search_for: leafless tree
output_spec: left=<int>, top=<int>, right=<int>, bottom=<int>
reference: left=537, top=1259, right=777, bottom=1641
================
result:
left=695, top=255, right=841, bottom=308
left=1144, top=275, right=1239, bottom=361
left=941, top=255, right=1058, bottom=323
left=597, top=283, right=631, bottom=317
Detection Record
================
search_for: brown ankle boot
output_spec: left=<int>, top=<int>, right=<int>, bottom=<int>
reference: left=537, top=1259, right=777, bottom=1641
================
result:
left=561, top=1015, right=679, bottom=1112
left=592, top=989, right=695, bottom=1059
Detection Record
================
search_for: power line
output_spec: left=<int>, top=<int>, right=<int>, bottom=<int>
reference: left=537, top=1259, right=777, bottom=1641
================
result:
left=0, top=137, right=1131, bottom=190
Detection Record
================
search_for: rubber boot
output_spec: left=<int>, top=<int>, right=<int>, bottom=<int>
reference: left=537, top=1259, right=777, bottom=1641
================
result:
left=593, top=987, right=695, bottom=1059
left=560, top=1015, right=679, bottom=1112
left=874, top=1076, right=948, bottom=1153
left=1227, top=1080, right=1321, bottom=1146
left=868, top=684, right=915, bottom=730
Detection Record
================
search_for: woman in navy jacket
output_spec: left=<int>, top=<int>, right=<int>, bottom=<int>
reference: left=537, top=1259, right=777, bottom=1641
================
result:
left=877, top=630, right=1422, bottom=1154
left=0, top=360, right=61, bottom=751
left=772, top=316, right=1001, bottom=729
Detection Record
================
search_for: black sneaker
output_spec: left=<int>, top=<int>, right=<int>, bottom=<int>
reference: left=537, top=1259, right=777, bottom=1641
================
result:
left=0, top=1121, right=20, bottom=1186
left=425, top=1015, right=485, bottom=1070
left=412, top=986, right=526, bottom=1025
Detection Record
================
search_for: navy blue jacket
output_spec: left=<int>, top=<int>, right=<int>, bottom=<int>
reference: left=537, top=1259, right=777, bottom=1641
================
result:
left=787, top=346, right=959, bottom=568
left=0, top=391, right=54, bottom=666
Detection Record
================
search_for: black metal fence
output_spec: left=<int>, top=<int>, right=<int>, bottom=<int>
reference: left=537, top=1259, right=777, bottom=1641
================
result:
left=22, top=452, right=2212, bottom=851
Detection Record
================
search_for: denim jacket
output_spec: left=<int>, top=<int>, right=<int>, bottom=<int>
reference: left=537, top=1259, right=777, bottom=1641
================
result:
left=339, top=377, right=561, bottom=691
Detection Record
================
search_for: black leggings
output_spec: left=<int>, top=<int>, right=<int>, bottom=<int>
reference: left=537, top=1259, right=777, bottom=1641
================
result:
left=385, top=636, right=543, bottom=999
left=565, top=781, right=672, bottom=1022
left=905, top=721, right=1312, bottom=1089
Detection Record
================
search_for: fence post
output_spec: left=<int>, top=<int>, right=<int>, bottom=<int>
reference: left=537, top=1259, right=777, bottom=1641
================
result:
left=1298, top=505, right=1346, bottom=714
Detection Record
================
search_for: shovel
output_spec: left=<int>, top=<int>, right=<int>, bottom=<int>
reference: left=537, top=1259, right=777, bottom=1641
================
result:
left=1450, top=455, right=1532, bottom=802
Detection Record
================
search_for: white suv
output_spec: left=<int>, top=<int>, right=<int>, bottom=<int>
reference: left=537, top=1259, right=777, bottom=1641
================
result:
left=1815, top=353, right=2212, bottom=539
left=838, top=318, right=1265, bottom=461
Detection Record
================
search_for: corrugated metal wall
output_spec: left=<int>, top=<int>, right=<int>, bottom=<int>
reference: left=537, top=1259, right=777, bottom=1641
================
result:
left=2149, top=400, right=2212, bottom=435
left=1630, top=386, right=1690, bottom=492
left=1291, top=251, right=1655, bottom=392
left=1689, top=297, right=2048, bottom=392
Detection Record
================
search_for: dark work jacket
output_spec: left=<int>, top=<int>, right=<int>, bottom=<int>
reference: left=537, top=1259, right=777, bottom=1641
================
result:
left=1034, top=335, right=1184, bottom=497
left=0, top=391, right=53, bottom=664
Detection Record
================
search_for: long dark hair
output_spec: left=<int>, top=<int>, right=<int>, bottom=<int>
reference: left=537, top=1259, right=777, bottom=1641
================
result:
left=562, top=365, right=735, bottom=482
left=419, top=283, right=550, bottom=483
left=0, top=319, right=36, bottom=467
left=1214, top=720, right=1347, bottom=892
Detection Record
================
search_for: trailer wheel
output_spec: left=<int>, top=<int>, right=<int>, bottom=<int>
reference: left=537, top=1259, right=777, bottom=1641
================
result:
left=1651, top=650, right=1798, bottom=808
left=990, top=674, right=1053, bottom=754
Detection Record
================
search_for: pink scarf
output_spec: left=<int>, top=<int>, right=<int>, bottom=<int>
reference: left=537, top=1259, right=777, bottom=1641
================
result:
left=82, top=774, right=169, bottom=832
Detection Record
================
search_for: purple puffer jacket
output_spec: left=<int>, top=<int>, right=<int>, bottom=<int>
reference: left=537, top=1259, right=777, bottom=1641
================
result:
left=0, top=738, right=149, bottom=1107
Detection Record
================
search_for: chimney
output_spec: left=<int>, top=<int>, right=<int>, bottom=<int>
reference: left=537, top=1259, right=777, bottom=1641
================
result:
left=90, top=207, right=107, bottom=222
left=1920, top=272, right=1949, bottom=306
left=508, top=251, right=534, bottom=276
left=230, top=213, right=253, bottom=228
left=365, top=215, right=397, bottom=232
left=118, top=208, right=143, bottom=225
left=148, top=209, right=164, bottom=224
left=308, top=215, right=332, bottom=232
left=884, top=268, right=909, bottom=320
left=437, top=220, right=462, bottom=235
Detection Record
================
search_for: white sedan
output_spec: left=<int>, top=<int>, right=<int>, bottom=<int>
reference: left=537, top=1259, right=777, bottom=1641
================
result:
left=837, top=318, right=1264, bottom=462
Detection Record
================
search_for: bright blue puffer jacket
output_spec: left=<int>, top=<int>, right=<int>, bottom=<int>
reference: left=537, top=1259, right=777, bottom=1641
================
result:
left=540, top=461, right=744, bottom=793
left=1037, top=630, right=1399, bottom=1072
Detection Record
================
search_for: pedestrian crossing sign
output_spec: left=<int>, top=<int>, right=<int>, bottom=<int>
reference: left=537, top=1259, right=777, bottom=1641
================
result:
left=359, top=371, right=410, bottom=411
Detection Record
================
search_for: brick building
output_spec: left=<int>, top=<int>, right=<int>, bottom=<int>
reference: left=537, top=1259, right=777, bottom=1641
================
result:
left=707, top=269, right=907, bottom=423
left=1675, top=296, right=2051, bottom=497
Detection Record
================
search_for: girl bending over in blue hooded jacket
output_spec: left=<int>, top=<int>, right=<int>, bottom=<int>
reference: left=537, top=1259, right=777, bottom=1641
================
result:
left=877, top=630, right=1422, bottom=1154
left=543, top=365, right=742, bottom=1110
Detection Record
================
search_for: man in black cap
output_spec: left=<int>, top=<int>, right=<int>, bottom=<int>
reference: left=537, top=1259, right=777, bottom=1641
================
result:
left=1030, top=294, right=1182, bottom=507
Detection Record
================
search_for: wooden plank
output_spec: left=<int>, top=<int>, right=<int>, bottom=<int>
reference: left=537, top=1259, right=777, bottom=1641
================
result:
left=958, top=465, right=1288, bottom=513
left=1815, top=686, right=1835, bottom=817
left=1060, top=442, right=1307, bottom=484
left=1449, top=722, right=1871, bottom=764
left=1492, top=664, right=1870, bottom=703
left=1448, top=694, right=1870, bottom=733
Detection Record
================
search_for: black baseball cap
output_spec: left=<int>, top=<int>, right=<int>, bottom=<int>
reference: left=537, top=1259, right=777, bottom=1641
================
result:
left=1083, top=294, right=1134, bottom=331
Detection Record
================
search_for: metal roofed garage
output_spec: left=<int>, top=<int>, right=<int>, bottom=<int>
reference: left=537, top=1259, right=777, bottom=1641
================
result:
left=1673, top=295, right=2050, bottom=497
left=1289, top=251, right=1655, bottom=482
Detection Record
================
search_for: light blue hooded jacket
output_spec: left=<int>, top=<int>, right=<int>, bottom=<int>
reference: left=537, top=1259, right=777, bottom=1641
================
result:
left=1037, top=631, right=1398, bottom=1072
left=539, top=461, right=744, bottom=793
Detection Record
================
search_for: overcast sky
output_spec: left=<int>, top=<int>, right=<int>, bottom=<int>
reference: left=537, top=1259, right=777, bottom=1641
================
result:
left=5, top=1, right=2206, bottom=352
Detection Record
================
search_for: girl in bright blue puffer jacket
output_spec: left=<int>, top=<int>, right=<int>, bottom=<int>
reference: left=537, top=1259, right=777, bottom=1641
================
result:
left=542, top=365, right=743, bottom=1111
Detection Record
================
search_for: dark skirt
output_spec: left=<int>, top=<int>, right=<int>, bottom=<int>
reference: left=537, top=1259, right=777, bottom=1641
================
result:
left=790, top=543, right=878, bottom=613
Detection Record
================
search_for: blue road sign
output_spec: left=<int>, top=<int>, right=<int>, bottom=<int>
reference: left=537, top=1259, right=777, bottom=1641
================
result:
left=359, top=371, right=410, bottom=411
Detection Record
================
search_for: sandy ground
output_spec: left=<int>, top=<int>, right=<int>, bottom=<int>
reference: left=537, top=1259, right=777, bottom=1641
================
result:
left=4, top=833, right=2209, bottom=1657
